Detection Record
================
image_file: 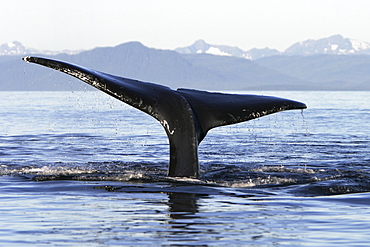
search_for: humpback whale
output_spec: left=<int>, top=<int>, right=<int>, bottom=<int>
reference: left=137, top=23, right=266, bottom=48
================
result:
left=23, top=56, right=307, bottom=178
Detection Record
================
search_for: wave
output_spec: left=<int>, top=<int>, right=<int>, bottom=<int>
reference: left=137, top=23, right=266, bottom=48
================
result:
left=2, top=161, right=370, bottom=197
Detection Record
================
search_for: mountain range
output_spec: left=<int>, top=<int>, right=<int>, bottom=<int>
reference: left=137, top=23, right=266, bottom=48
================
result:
left=175, top=35, right=370, bottom=59
left=3, top=34, right=370, bottom=59
left=1, top=35, right=370, bottom=91
left=0, top=41, right=81, bottom=56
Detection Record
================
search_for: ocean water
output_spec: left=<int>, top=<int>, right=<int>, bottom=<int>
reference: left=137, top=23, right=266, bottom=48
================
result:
left=0, top=90, right=369, bottom=246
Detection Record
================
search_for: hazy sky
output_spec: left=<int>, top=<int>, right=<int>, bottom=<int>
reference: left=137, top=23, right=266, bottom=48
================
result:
left=2, top=0, right=370, bottom=51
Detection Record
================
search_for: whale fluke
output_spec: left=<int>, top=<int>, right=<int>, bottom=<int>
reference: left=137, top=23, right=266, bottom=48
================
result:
left=23, top=56, right=307, bottom=178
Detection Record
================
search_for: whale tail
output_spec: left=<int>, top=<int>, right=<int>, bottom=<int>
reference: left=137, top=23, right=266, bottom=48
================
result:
left=23, top=56, right=307, bottom=178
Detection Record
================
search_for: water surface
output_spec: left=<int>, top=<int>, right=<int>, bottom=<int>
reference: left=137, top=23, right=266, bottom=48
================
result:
left=1, top=91, right=370, bottom=246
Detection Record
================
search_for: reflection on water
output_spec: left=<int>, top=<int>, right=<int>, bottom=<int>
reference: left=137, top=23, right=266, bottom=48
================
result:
left=1, top=176, right=370, bottom=245
left=168, top=192, right=199, bottom=219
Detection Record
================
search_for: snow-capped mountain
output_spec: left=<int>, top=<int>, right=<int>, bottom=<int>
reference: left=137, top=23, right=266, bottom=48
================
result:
left=285, top=34, right=370, bottom=55
left=175, top=39, right=280, bottom=60
left=0, top=41, right=37, bottom=55
left=176, top=35, right=370, bottom=59
left=0, top=41, right=82, bottom=56
left=175, top=39, right=246, bottom=57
